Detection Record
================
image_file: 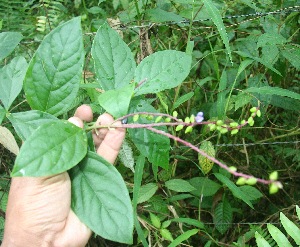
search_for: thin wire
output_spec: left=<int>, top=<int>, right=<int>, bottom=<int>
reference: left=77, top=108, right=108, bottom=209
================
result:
left=112, top=5, right=300, bottom=30
left=216, top=140, right=300, bottom=147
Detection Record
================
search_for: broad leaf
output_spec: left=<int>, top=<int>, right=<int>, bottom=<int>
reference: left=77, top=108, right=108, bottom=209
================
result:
left=165, top=179, right=196, bottom=192
left=245, top=86, right=300, bottom=101
left=128, top=98, right=170, bottom=169
left=0, top=56, right=27, bottom=110
left=0, top=106, right=5, bottom=125
left=239, top=186, right=263, bottom=202
left=280, top=212, right=300, bottom=245
left=214, top=173, right=253, bottom=208
left=214, top=199, right=233, bottom=234
left=0, top=32, right=23, bottom=61
left=280, top=45, right=300, bottom=70
left=12, top=120, right=87, bottom=177
left=70, top=151, right=133, bottom=244
left=145, top=8, right=185, bottom=23
left=92, top=22, right=136, bottom=90
left=257, top=33, right=287, bottom=48
left=267, top=224, right=293, bottom=247
left=189, top=177, right=221, bottom=197
left=203, top=0, right=232, bottom=64
left=138, top=183, right=158, bottom=204
left=98, top=83, right=134, bottom=118
left=134, top=50, right=191, bottom=96
left=24, top=17, right=84, bottom=116
left=0, top=126, right=19, bottom=155
left=7, top=110, right=58, bottom=140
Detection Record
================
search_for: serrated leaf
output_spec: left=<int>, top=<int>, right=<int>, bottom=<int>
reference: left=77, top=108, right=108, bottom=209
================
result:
left=98, top=83, right=134, bottom=118
left=257, top=33, right=287, bottom=48
left=203, top=0, right=232, bottom=64
left=24, top=17, right=84, bottom=116
left=145, top=8, right=184, bottom=23
left=70, top=151, right=133, bottom=244
left=118, top=139, right=135, bottom=172
left=92, top=22, right=136, bottom=90
left=0, top=32, right=23, bottom=60
left=0, top=56, right=28, bottom=110
left=150, top=212, right=161, bottom=228
left=0, top=126, right=19, bottom=155
left=255, top=232, right=272, bottom=247
left=128, top=98, right=170, bottom=169
left=280, top=45, right=300, bottom=70
left=165, top=179, right=196, bottom=192
left=234, top=93, right=252, bottom=111
left=214, top=199, right=233, bottom=234
left=189, top=177, right=221, bottom=197
left=12, top=120, right=87, bottom=177
left=245, top=86, right=300, bottom=101
left=267, top=224, right=293, bottom=247
left=214, top=173, right=253, bottom=208
left=198, top=141, right=215, bottom=174
left=168, top=229, right=199, bottom=247
left=138, top=183, right=158, bottom=204
left=134, top=50, right=191, bottom=96
left=280, top=212, right=300, bottom=245
left=7, top=110, right=58, bottom=141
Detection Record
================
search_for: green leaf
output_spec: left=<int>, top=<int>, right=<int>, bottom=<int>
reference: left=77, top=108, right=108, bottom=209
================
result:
left=280, top=212, right=300, bottom=245
left=138, top=183, right=158, bottom=204
left=214, top=173, right=253, bottom=208
left=0, top=106, right=6, bottom=125
left=267, top=224, right=293, bottom=247
left=118, top=139, right=135, bottom=172
left=150, top=212, right=161, bottom=228
left=0, top=32, right=23, bottom=60
left=173, top=92, right=194, bottom=110
left=24, top=17, right=84, bottom=116
left=198, top=141, right=216, bottom=174
left=239, top=185, right=263, bottom=202
left=12, top=120, right=87, bottom=177
left=214, top=199, right=233, bottom=234
left=203, top=0, right=232, bottom=64
left=233, top=93, right=253, bottom=111
left=164, top=218, right=205, bottom=229
left=92, top=22, right=136, bottom=90
left=134, top=50, right=191, bottom=96
left=70, top=151, right=133, bottom=244
left=165, top=179, right=196, bottom=192
left=257, top=33, right=287, bottom=48
left=245, top=86, right=300, bottom=101
left=189, top=177, right=221, bottom=197
left=0, top=126, right=19, bottom=155
left=145, top=8, right=185, bottom=23
left=280, top=45, right=300, bottom=70
left=217, top=71, right=227, bottom=118
left=98, top=83, right=134, bottom=118
left=296, top=205, right=300, bottom=220
left=7, top=110, right=58, bottom=141
left=0, top=56, right=27, bottom=110
left=255, top=232, right=272, bottom=247
left=128, top=99, right=170, bottom=169
left=168, top=229, right=199, bottom=247
left=235, top=51, right=281, bottom=76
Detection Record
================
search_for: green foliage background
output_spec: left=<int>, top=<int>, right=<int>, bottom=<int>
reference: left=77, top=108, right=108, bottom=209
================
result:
left=0, top=0, right=299, bottom=246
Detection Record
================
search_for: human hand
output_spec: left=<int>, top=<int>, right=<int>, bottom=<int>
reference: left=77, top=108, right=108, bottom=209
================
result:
left=1, top=105, right=126, bottom=247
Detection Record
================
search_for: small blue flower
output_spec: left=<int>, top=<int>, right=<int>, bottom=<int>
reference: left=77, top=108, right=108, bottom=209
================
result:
left=195, top=112, right=204, bottom=123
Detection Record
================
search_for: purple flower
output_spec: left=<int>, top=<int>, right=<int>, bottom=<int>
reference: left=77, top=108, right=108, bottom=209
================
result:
left=195, top=112, right=204, bottom=123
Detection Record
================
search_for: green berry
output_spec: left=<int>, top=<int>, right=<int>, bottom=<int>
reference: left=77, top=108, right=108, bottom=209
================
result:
left=269, top=171, right=278, bottom=180
left=256, top=110, right=261, bottom=117
left=231, top=129, right=239, bottom=135
left=185, top=126, right=193, bottom=133
left=190, top=114, right=195, bottom=123
left=229, top=166, right=237, bottom=172
left=165, top=117, right=171, bottom=122
left=250, top=107, right=257, bottom=113
left=184, top=117, right=191, bottom=124
left=209, top=124, right=216, bottom=131
left=155, top=116, right=162, bottom=123
left=219, top=128, right=228, bottom=134
left=172, top=111, right=178, bottom=117
left=216, top=120, right=224, bottom=126
left=236, top=177, right=247, bottom=185
left=133, top=114, right=139, bottom=122
left=246, top=177, right=257, bottom=185
left=176, top=125, right=184, bottom=131
left=269, top=183, right=279, bottom=194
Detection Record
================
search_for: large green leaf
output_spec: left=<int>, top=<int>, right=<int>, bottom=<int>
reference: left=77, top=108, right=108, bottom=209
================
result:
left=128, top=98, right=170, bottom=169
left=214, top=199, right=233, bottom=234
left=92, top=22, right=136, bottom=90
left=189, top=177, right=221, bottom=197
left=0, top=32, right=23, bottom=61
left=267, top=224, right=293, bottom=247
left=214, top=173, right=253, bottom=208
left=11, top=120, right=87, bottom=177
left=0, top=56, right=27, bottom=110
left=245, top=86, right=300, bottom=101
left=280, top=45, right=300, bottom=70
left=98, top=83, right=134, bottom=118
left=165, top=179, right=196, bottom=193
left=280, top=212, right=300, bottom=245
left=203, top=0, right=232, bottom=64
left=70, top=151, right=133, bottom=244
left=7, top=110, right=58, bottom=141
left=24, top=17, right=84, bottom=116
left=145, top=8, right=185, bottom=23
left=137, top=183, right=158, bottom=204
left=134, top=50, right=191, bottom=96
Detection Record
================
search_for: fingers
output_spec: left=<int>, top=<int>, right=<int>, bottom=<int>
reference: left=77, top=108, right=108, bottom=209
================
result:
left=93, top=113, right=126, bottom=164
left=74, top=105, right=93, bottom=122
